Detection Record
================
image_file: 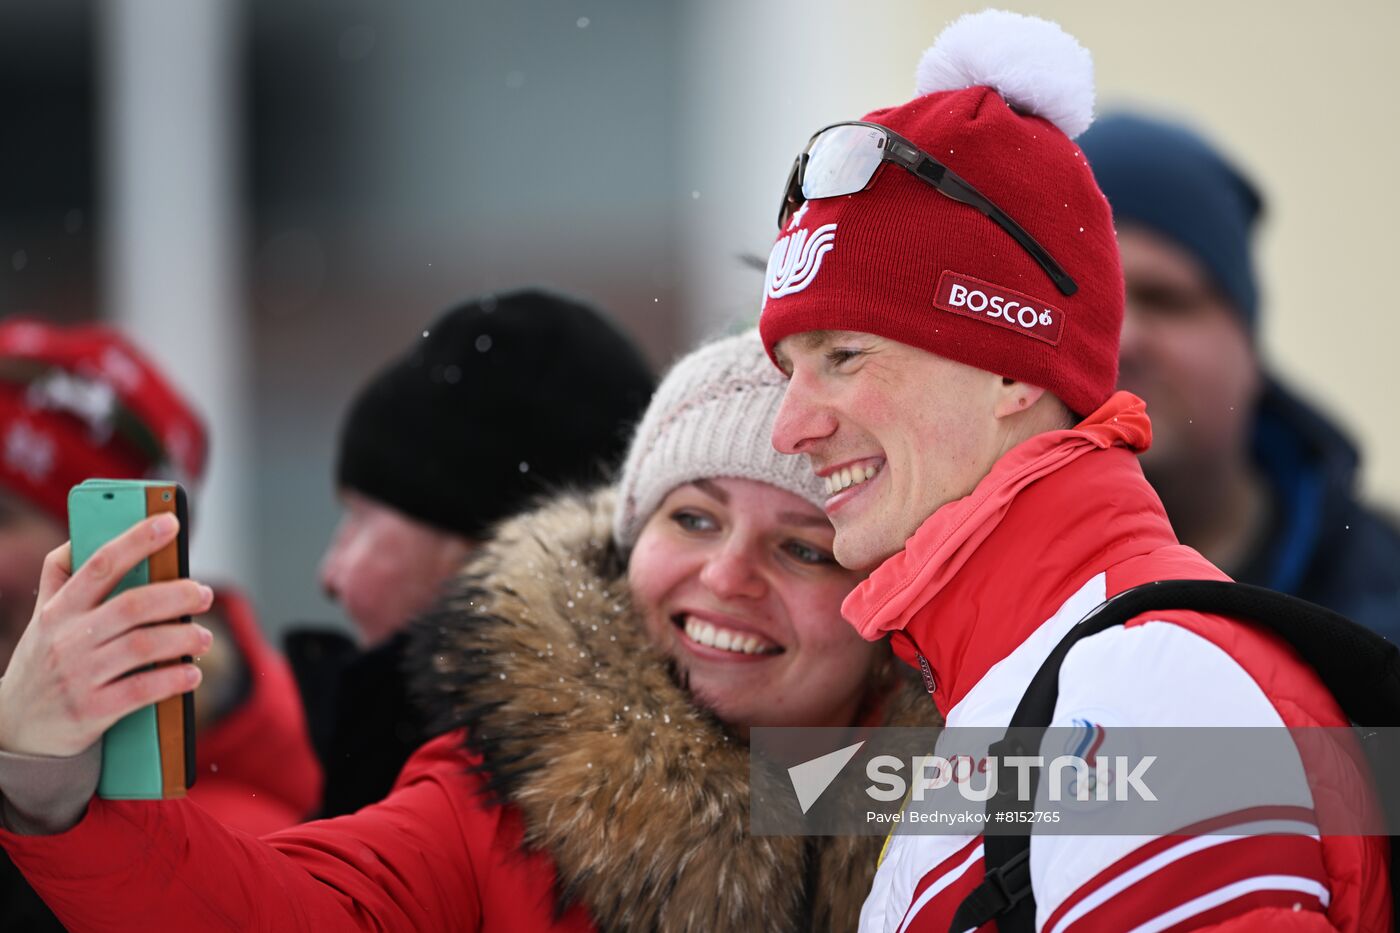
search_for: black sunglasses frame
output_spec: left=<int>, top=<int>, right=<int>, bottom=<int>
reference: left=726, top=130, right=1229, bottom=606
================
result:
left=778, top=121, right=1078, bottom=297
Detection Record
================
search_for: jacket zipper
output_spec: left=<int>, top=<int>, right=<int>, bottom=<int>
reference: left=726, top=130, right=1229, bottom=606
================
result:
left=896, top=630, right=937, bottom=698
left=916, top=653, right=936, bottom=698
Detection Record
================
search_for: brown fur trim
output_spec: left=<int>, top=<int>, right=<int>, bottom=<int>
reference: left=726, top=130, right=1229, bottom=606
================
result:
left=410, top=489, right=938, bottom=932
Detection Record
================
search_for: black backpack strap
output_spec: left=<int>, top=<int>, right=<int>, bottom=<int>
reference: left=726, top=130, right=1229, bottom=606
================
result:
left=948, top=580, right=1400, bottom=933
left=946, top=845, right=1031, bottom=933
left=948, top=584, right=1162, bottom=932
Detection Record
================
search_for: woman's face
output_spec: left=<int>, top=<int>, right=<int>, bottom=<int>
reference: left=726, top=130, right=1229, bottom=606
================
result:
left=627, top=477, right=878, bottom=731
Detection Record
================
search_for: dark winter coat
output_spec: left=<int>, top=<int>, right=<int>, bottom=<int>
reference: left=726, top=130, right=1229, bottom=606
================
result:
left=1, top=489, right=934, bottom=932
left=1244, top=377, right=1400, bottom=643
left=283, top=627, right=431, bottom=818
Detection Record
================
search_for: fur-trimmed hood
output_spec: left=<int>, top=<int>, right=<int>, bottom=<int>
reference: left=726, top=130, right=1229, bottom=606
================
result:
left=411, top=489, right=936, bottom=933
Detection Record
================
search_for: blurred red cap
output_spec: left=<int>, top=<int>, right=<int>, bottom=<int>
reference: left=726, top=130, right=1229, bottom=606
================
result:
left=0, top=317, right=208, bottom=524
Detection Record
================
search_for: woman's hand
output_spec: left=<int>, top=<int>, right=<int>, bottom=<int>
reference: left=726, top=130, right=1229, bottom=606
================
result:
left=0, top=513, right=214, bottom=759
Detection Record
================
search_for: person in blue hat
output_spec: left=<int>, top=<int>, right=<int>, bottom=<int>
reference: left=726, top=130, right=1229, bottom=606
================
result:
left=1081, top=112, right=1400, bottom=642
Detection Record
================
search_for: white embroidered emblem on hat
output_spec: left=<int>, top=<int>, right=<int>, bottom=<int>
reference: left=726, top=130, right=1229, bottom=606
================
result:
left=4, top=422, right=56, bottom=481
left=764, top=222, right=838, bottom=304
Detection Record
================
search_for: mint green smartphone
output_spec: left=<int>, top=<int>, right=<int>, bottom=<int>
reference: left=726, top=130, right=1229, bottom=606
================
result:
left=67, top=479, right=195, bottom=800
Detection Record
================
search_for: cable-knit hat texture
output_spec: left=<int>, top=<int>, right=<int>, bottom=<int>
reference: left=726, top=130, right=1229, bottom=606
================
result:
left=613, top=330, right=824, bottom=547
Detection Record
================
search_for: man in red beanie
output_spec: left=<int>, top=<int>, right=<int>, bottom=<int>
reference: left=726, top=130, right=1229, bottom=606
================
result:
left=761, top=11, right=1388, bottom=933
left=0, top=318, right=321, bottom=930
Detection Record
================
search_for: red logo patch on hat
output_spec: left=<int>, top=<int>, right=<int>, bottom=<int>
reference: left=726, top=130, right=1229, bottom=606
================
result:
left=933, top=271, right=1065, bottom=346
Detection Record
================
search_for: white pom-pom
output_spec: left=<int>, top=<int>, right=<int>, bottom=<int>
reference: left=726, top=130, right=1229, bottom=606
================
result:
left=915, top=9, right=1095, bottom=139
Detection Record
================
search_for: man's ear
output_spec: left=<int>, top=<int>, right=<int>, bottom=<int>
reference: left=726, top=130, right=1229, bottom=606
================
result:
left=993, top=377, right=1048, bottom=420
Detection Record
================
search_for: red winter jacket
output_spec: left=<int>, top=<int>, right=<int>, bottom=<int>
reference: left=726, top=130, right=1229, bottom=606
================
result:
left=190, top=587, right=322, bottom=835
left=0, top=490, right=905, bottom=932
left=1, top=731, right=593, bottom=931
left=848, top=393, right=1390, bottom=933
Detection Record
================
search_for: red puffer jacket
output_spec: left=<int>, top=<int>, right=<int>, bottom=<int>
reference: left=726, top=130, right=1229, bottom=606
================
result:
left=191, top=586, right=322, bottom=835
left=848, top=393, right=1390, bottom=933
left=1, top=491, right=912, bottom=932
left=4, top=732, right=592, bottom=931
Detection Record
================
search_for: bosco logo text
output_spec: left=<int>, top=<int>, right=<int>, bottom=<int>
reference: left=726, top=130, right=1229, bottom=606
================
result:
left=947, top=283, right=1054, bottom=331
left=933, top=271, right=1066, bottom=346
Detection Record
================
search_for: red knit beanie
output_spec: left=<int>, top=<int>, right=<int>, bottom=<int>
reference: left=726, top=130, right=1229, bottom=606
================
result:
left=759, top=10, right=1122, bottom=417
left=0, top=317, right=208, bottom=524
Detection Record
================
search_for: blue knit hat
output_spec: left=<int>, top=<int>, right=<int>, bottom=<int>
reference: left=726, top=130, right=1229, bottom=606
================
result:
left=1079, top=112, right=1264, bottom=334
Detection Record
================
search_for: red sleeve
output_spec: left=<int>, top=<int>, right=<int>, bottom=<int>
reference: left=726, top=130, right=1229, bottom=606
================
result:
left=1194, top=908, right=1340, bottom=932
left=1038, top=823, right=1336, bottom=933
left=188, top=586, right=323, bottom=835
left=0, top=733, right=483, bottom=933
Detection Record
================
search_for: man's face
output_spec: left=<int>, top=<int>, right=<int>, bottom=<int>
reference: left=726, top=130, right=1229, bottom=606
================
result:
left=1116, top=226, right=1260, bottom=476
left=318, top=490, right=476, bottom=646
left=0, top=491, right=66, bottom=671
left=771, top=332, right=1006, bottom=571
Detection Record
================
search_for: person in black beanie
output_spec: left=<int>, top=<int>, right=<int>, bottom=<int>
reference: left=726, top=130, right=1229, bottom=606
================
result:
left=284, top=288, right=655, bottom=817
left=1080, top=113, right=1400, bottom=642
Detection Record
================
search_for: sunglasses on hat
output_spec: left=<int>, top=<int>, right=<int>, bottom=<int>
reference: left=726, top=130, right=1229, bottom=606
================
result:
left=777, top=121, right=1078, bottom=297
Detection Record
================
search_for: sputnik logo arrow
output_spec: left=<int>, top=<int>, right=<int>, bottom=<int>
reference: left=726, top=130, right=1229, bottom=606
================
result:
left=788, top=741, right=865, bottom=814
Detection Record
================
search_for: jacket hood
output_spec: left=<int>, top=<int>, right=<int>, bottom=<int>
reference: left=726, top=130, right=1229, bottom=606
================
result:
left=844, top=392, right=1176, bottom=714
left=410, top=488, right=932, bottom=932
left=844, top=391, right=1153, bottom=642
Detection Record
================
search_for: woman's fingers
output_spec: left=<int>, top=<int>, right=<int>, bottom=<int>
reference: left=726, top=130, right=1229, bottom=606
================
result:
left=90, top=580, right=214, bottom=650
left=33, top=542, right=73, bottom=610
left=9, top=619, right=210, bottom=755
left=1, top=517, right=210, bottom=759
left=43, top=514, right=180, bottom=620
left=90, top=662, right=203, bottom=735
left=88, top=620, right=213, bottom=688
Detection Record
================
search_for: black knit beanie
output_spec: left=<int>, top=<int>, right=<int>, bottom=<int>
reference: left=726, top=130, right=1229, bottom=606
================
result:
left=335, top=289, right=656, bottom=538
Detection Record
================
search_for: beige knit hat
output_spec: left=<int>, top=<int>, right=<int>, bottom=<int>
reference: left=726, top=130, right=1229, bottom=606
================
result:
left=612, top=329, right=826, bottom=547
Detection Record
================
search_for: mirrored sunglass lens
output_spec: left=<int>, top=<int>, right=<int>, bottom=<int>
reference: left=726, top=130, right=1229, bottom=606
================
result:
left=801, top=125, right=885, bottom=200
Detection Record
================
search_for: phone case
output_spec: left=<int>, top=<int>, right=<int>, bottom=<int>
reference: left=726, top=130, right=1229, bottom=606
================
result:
left=67, top=478, right=196, bottom=800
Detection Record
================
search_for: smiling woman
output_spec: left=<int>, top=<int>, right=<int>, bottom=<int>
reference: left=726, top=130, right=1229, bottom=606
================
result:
left=0, top=329, right=931, bottom=933
left=628, top=476, right=875, bottom=733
